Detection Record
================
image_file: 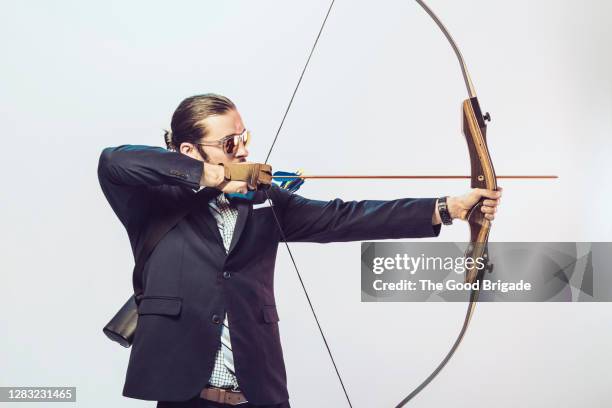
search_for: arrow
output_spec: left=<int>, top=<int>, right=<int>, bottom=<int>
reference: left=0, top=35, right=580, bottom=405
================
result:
left=272, top=175, right=558, bottom=180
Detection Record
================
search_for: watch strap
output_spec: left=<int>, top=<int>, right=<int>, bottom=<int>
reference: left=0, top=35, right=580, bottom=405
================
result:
left=438, top=196, right=453, bottom=225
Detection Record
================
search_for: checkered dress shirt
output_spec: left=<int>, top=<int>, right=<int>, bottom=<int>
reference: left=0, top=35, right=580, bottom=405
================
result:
left=196, top=190, right=240, bottom=390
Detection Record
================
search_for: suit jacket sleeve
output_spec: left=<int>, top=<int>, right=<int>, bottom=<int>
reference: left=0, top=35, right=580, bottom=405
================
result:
left=97, top=144, right=204, bottom=229
left=274, top=187, right=442, bottom=243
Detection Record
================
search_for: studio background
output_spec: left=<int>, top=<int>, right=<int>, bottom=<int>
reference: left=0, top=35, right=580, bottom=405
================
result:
left=1, top=0, right=611, bottom=407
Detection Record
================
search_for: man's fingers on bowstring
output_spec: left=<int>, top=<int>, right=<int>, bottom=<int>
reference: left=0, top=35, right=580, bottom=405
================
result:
left=260, top=165, right=273, bottom=185
left=259, top=163, right=272, bottom=175
left=258, top=171, right=272, bottom=185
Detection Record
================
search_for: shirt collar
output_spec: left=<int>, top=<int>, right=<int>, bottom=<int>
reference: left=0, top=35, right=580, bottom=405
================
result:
left=192, top=186, right=226, bottom=205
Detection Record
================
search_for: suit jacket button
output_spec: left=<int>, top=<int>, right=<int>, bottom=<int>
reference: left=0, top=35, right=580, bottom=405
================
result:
left=223, top=271, right=231, bottom=280
left=212, top=314, right=221, bottom=324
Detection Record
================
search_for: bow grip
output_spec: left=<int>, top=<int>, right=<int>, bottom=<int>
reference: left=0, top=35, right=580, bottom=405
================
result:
left=462, top=97, right=497, bottom=245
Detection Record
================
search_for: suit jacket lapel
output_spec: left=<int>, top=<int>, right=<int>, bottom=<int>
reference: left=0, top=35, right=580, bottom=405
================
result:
left=185, top=187, right=252, bottom=255
left=228, top=200, right=251, bottom=254
left=190, top=188, right=225, bottom=248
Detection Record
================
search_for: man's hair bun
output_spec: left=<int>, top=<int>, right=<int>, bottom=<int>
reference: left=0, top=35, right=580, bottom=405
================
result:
left=163, top=129, right=175, bottom=150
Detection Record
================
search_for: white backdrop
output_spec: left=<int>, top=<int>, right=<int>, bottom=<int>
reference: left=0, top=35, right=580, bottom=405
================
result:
left=1, top=0, right=611, bottom=407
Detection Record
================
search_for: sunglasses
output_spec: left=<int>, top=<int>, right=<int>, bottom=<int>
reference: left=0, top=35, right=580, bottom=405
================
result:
left=196, top=129, right=251, bottom=155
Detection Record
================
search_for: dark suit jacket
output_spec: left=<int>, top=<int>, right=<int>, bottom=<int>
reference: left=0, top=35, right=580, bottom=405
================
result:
left=97, top=145, right=441, bottom=405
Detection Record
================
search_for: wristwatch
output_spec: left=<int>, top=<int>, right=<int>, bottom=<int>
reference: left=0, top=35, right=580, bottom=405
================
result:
left=437, top=196, right=453, bottom=225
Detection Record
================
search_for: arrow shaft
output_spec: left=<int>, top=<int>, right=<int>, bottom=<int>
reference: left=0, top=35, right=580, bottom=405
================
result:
left=273, top=175, right=558, bottom=180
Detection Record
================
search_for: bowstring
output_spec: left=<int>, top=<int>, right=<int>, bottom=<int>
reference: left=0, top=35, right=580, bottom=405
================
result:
left=262, top=1, right=353, bottom=407
left=263, top=0, right=336, bottom=165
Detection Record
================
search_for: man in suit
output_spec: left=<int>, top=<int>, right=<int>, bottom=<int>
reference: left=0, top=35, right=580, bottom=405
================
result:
left=98, top=94, right=501, bottom=408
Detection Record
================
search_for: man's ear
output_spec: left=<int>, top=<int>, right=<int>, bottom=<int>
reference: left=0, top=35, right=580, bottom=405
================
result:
left=180, top=142, right=205, bottom=161
left=179, top=142, right=192, bottom=156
